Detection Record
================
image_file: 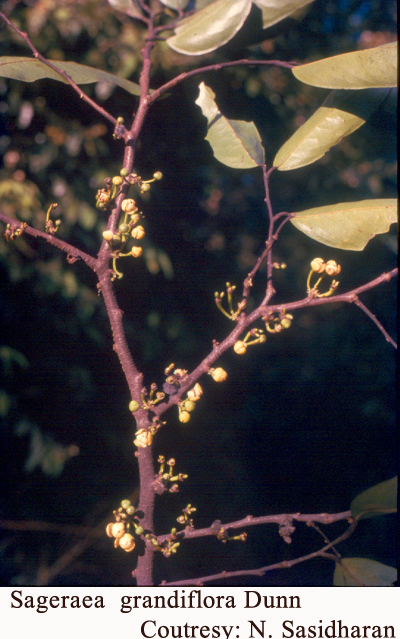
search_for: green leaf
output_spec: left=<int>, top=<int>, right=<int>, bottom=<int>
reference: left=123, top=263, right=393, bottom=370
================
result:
left=291, top=199, right=397, bottom=250
left=293, top=42, right=397, bottom=89
left=107, top=0, right=143, bottom=18
left=166, top=0, right=251, bottom=56
left=0, top=57, right=142, bottom=95
left=351, top=476, right=397, bottom=521
left=195, top=82, right=264, bottom=168
left=274, top=106, right=365, bottom=171
left=253, top=0, right=314, bottom=29
left=334, top=558, right=397, bottom=586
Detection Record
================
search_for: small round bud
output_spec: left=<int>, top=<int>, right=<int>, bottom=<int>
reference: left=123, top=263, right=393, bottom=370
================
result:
left=325, top=260, right=341, bottom=276
left=130, top=213, right=141, bottom=225
left=153, top=171, right=163, bottom=180
left=126, top=505, right=135, bottom=516
left=179, top=411, right=191, bottom=423
left=135, top=526, right=144, bottom=536
left=121, top=499, right=131, bottom=510
left=131, top=246, right=143, bottom=258
left=183, top=400, right=196, bottom=412
left=234, top=341, right=247, bottom=355
left=209, top=367, right=228, bottom=382
left=275, top=324, right=282, bottom=333
left=112, top=522, right=126, bottom=539
left=168, top=458, right=176, bottom=466
left=310, top=258, right=325, bottom=273
left=120, top=168, right=129, bottom=177
left=121, top=199, right=137, bottom=213
left=116, top=117, right=124, bottom=125
left=119, top=223, right=130, bottom=234
left=106, top=523, right=114, bottom=537
left=141, top=183, right=151, bottom=193
left=281, top=318, right=292, bottom=329
left=129, top=400, right=140, bottom=412
left=112, top=176, right=123, bottom=186
left=119, top=533, right=135, bottom=552
left=258, top=334, right=267, bottom=343
left=131, top=225, right=145, bottom=240
left=103, top=230, right=114, bottom=242
left=133, top=429, right=153, bottom=448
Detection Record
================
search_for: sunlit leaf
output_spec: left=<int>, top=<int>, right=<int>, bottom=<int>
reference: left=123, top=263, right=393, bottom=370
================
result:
left=291, top=199, right=397, bottom=250
left=166, top=0, right=251, bottom=55
left=195, top=82, right=264, bottom=168
left=107, top=0, right=143, bottom=18
left=274, top=107, right=364, bottom=171
left=351, top=476, right=397, bottom=521
left=0, top=57, right=142, bottom=95
left=293, top=42, right=397, bottom=89
left=334, top=558, right=397, bottom=586
left=254, top=0, right=314, bottom=29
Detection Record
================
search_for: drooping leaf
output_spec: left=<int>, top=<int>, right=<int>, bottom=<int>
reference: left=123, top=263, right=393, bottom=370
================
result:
left=291, top=199, right=397, bottom=250
left=195, top=82, right=264, bottom=168
left=107, top=0, right=143, bottom=18
left=293, top=42, right=397, bottom=89
left=160, top=0, right=190, bottom=9
left=334, top=558, right=397, bottom=586
left=253, top=0, right=314, bottom=29
left=351, top=476, right=397, bottom=521
left=274, top=88, right=392, bottom=171
left=0, top=57, right=142, bottom=95
left=166, top=0, right=251, bottom=56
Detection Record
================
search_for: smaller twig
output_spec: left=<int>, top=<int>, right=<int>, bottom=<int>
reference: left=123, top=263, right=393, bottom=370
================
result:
left=160, top=519, right=357, bottom=586
left=352, top=295, right=397, bottom=349
left=0, top=12, right=117, bottom=126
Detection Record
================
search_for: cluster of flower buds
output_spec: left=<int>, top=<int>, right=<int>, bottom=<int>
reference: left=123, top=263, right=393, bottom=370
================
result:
left=158, top=533, right=181, bottom=558
left=178, top=383, right=203, bottom=423
left=4, top=222, right=27, bottom=242
left=105, top=499, right=144, bottom=553
left=154, top=456, right=188, bottom=495
left=215, top=282, right=246, bottom=320
left=129, top=383, right=166, bottom=413
left=176, top=504, right=197, bottom=528
left=263, top=309, right=294, bottom=334
left=215, top=525, right=248, bottom=544
left=234, top=328, right=266, bottom=355
left=163, top=363, right=189, bottom=396
left=96, top=167, right=162, bottom=211
left=44, top=203, right=61, bottom=235
left=307, top=258, right=341, bottom=298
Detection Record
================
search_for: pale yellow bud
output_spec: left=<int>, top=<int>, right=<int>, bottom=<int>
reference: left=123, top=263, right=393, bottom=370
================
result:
left=179, top=411, right=191, bottom=423
left=111, top=522, right=125, bottom=539
left=209, top=367, right=228, bottom=382
left=131, top=246, right=143, bottom=258
left=119, top=533, right=135, bottom=552
left=325, top=260, right=341, bottom=276
left=121, top=199, right=137, bottom=213
left=310, top=258, right=325, bottom=273
left=234, top=341, right=247, bottom=355
left=102, top=230, right=114, bottom=242
left=131, top=225, right=145, bottom=240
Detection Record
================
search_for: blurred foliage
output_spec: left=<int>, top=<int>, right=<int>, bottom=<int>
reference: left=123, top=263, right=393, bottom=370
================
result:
left=0, top=0, right=397, bottom=585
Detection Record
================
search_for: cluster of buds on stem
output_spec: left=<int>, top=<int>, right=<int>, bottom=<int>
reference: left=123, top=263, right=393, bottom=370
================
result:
left=44, top=203, right=61, bottom=235
left=263, top=309, right=294, bottom=334
left=103, top=198, right=145, bottom=279
left=4, top=222, right=27, bottom=241
left=307, top=258, right=341, bottom=298
left=215, top=282, right=246, bottom=320
left=163, top=363, right=189, bottom=397
left=178, top=383, right=203, bottom=423
left=215, top=524, right=248, bottom=544
left=105, top=499, right=144, bottom=552
left=176, top=504, right=197, bottom=528
left=234, top=328, right=266, bottom=355
left=154, top=456, right=188, bottom=495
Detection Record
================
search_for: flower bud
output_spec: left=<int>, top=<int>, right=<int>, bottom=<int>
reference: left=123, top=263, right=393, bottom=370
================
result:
left=325, top=260, right=341, bottom=276
left=141, top=183, right=151, bottom=192
left=112, top=522, right=125, bottom=539
left=121, top=499, right=131, bottom=510
left=120, top=168, right=129, bottom=177
left=103, top=230, right=114, bottom=242
left=106, top=523, right=114, bottom=537
left=179, top=411, right=191, bottom=424
left=121, top=199, right=137, bottom=213
left=153, top=171, right=163, bottom=180
left=209, top=367, right=228, bottom=382
left=187, top=383, right=203, bottom=402
left=131, top=246, right=143, bottom=258
left=133, top=429, right=153, bottom=448
left=281, top=318, right=292, bottom=329
left=310, top=258, right=325, bottom=273
left=234, top=341, right=247, bottom=355
left=129, top=400, right=140, bottom=412
left=112, top=176, right=123, bottom=186
left=119, top=533, right=135, bottom=552
left=126, top=506, right=135, bottom=516
left=183, top=400, right=196, bottom=412
left=131, top=225, right=145, bottom=240
left=119, top=223, right=130, bottom=235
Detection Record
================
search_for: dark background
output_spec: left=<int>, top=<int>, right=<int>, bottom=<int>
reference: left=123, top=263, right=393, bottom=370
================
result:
left=0, top=0, right=397, bottom=586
